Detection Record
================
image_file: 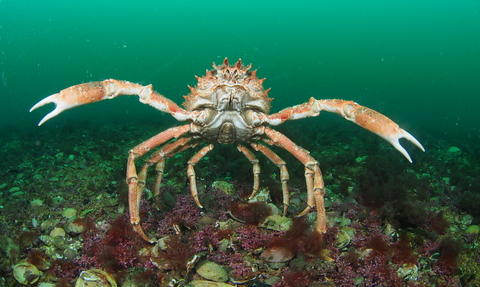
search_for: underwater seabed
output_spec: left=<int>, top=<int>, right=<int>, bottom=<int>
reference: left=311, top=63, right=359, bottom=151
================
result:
left=0, top=118, right=479, bottom=287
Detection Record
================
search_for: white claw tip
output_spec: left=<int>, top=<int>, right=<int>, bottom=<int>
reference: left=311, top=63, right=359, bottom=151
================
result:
left=378, top=129, right=424, bottom=163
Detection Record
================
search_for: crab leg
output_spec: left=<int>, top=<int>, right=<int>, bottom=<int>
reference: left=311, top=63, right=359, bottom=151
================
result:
left=264, top=127, right=327, bottom=234
left=127, top=125, right=190, bottom=243
left=187, top=144, right=215, bottom=208
left=30, top=79, right=191, bottom=125
left=265, top=98, right=424, bottom=162
left=137, top=137, right=192, bottom=200
left=153, top=142, right=198, bottom=199
left=237, top=145, right=261, bottom=199
left=251, top=143, right=291, bottom=216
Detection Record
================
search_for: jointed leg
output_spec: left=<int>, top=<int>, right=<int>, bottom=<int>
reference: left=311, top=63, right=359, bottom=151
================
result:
left=261, top=137, right=315, bottom=217
left=153, top=142, right=198, bottom=198
left=136, top=137, right=192, bottom=201
left=265, top=98, right=424, bottom=163
left=30, top=79, right=191, bottom=126
left=237, top=145, right=261, bottom=199
left=251, top=143, right=290, bottom=216
left=263, top=127, right=327, bottom=234
left=127, top=124, right=190, bottom=243
left=187, top=144, right=215, bottom=208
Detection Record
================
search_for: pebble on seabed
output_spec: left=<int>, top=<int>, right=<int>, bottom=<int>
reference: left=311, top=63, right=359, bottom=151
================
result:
left=62, top=208, right=78, bottom=219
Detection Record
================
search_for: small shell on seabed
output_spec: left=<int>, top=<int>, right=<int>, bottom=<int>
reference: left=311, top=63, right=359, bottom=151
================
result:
left=195, top=260, right=229, bottom=282
left=260, top=245, right=295, bottom=263
left=259, top=215, right=292, bottom=231
left=75, top=269, right=117, bottom=287
left=12, top=262, right=41, bottom=285
left=50, top=227, right=66, bottom=237
left=397, top=263, right=419, bottom=281
left=187, top=280, right=236, bottom=287
left=248, top=187, right=271, bottom=203
left=382, top=222, right=397, bottom=239
left=335, top=229, right=352, bottom=249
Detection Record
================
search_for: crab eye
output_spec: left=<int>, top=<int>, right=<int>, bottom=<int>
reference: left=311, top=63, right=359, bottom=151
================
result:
left=242, top=109, right=264, bottom=125
left=244, top=105, right=265, bottom=113
left=195, top=107, right=215, bottom=124
left=193, top=104, right=215, bottom=112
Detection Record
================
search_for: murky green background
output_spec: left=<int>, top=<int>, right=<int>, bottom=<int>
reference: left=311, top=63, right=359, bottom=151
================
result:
left=1, top=0, right=479, bottom=140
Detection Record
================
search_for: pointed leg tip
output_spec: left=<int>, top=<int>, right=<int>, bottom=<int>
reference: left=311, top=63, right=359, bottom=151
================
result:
left=133, top=224, right=155, bottom=244
left=296, top=206, right=312, bottom=217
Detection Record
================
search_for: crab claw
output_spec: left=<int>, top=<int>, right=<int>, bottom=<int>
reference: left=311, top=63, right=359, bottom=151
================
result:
left=30, top=93, right=74, bottom=126
left=31, top=80, right=189, bottom=126
left=375, top=127, right=425, bottom=163
left=341, top=103, right=425, bottom=163
left=30, top=81, right=113, bottom=126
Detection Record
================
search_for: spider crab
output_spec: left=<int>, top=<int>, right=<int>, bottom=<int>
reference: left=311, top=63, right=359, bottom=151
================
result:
left=31, top=58, right=424, bottom=243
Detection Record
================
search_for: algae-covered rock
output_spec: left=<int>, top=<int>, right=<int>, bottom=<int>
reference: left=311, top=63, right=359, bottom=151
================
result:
left=11, top=191, right=25, bottom=197
left=41, top=219, right=60, bottom=231
left=62, top=208, right=78, bottom=219
left=465, top=225, right=480, bottom=235
left=448, top=146, right=461, bottom=153
left=9, top=186, right=21, bottom=193
left=212, top=181, right=235, bottom=195
left=162, top=190, right=176, bottom=208
left=0, top=235, right=20, bottom=260
left=65, top=219, right=87, bottom=234
left=30, top=199, right=44, bottom=207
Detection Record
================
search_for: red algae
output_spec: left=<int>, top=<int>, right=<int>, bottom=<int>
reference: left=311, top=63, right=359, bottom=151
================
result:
left=229, top=201, right=272, bottom=225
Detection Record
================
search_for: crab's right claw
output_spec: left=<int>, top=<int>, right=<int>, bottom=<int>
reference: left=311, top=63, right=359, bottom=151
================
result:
left=31, top=80, right=190, bottom=126
left=30, top=82, right=110, bottom=126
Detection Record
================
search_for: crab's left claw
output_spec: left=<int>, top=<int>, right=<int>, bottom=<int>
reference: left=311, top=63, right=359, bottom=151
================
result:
left=265, top=98, right=425, bottom=162
left=375, top=126, right=424, bottom=163
left=334, top=100, right=425, bottom=163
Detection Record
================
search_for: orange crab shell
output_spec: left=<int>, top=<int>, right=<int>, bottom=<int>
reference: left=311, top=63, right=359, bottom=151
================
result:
left=182, top=58, right=273, bottom=113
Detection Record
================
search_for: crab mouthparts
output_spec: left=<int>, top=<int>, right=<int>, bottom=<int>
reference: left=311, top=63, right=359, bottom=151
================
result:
left=218, top=122, right=236, bottom=144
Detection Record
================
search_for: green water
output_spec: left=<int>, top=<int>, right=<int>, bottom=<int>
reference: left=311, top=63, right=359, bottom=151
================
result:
left=1, top=2, right=480, bottom=284
left=1, top=0, right=479, bottom=139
